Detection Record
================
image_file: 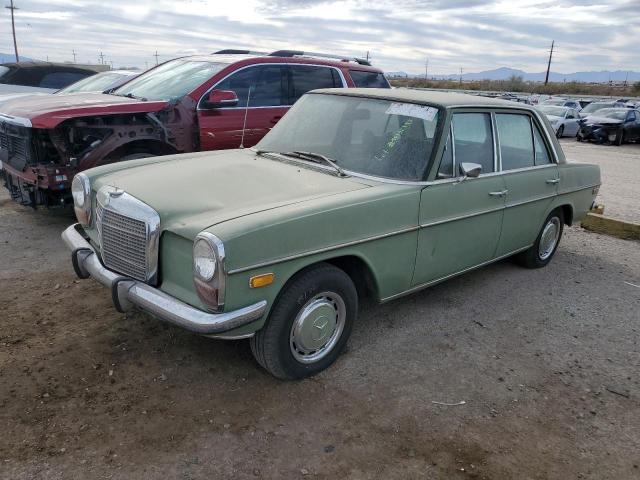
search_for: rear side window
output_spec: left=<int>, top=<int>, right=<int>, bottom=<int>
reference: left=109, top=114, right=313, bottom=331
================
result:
left=39, top=72, right=91, bottom=89
left=349, top=71, right=390, bottom=88
left=496, top=114, right=534, bottom=170
left=287, top=65, right=341, bottom=104
left=451, top=113, right=494, bottom=174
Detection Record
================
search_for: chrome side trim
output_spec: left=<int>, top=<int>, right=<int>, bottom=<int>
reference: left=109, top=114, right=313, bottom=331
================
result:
left=61, top=224, right=266, bottom=335
left=0, top=113, right=32, bottom=128
left=557, top=183, right=601, bottom=195
left=227, top=225, right=420, bottom=275
left=420, top=205, right=505, bottom=228
left=505, top=192, right=557, bottom=209
left=380, top=244, right=532, bottom=303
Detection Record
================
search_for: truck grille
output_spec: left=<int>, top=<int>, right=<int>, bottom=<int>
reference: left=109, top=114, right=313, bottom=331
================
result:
left=0, top=121, right=31, bottom=170
left=96, top=187, right=160, bottom=284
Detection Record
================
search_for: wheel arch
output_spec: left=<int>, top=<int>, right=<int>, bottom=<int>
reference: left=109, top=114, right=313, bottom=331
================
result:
left=104, top=139, right=178, bottom=162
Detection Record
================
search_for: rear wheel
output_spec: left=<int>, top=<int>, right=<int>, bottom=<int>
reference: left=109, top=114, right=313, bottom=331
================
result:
left=250, top=263, right=357, bottom=380
left=516, top=209, right=564, bottom=269
left=614, top=129, right=625, bottom=146
left=556, top=125, right=564, bottom=138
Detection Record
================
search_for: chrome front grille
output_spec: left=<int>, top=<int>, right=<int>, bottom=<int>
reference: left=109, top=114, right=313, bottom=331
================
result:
left=0, top=127, right=29, bottom=168
left=96, top=187, right=160, bottom=284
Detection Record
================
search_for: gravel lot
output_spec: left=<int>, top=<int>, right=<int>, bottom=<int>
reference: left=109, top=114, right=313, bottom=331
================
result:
left=561, top=138, right=640, bottom=224
left=1, top=142, right=639, bottom=479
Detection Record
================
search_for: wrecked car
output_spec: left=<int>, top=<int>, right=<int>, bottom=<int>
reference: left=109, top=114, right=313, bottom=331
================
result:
left=0, top=50, right=388, bottom=207
left=62, top=89, right=600, bottom=379
left=577, top=108, right=640, bottom=145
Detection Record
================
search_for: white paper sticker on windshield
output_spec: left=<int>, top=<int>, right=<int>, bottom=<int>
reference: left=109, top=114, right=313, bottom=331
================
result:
left=385, top=103, right=438, bottom=122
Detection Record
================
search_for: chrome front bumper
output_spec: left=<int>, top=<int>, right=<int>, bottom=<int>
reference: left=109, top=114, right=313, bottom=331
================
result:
left=61, top=224, right=267, bottom=336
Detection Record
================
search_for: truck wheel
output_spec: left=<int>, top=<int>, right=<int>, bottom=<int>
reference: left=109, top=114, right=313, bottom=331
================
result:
left=516, top=209, right=564, bottom=269
left=556, top=125, right=564, bottom=138
left=250, top=263, right=357, bottom=380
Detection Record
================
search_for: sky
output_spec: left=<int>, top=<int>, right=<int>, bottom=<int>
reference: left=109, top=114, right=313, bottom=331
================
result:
left=1, top=0, right=638, bottom=75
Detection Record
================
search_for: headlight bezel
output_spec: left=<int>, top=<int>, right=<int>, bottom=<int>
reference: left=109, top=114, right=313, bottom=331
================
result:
left=71, top=173, right=91, bottom=226
left=193, top=232, right=226, bottom=312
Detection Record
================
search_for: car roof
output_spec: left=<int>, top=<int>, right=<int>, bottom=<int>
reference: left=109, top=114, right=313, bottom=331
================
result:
left=311, top=87, right=534, bottom=110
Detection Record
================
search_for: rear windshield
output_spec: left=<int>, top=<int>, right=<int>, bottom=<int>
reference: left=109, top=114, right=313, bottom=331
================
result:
left=349, top=71, right=390, bottom=88
left=114, top=59, right=227, bottom=101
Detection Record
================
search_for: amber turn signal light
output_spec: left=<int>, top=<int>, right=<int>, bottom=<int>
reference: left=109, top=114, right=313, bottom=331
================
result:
left=249, top=273, right=274, bottom=289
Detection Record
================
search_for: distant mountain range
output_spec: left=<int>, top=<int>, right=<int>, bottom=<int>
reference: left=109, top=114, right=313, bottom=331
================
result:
left=0, top=52, right=34, bottom=63
left=386, top=67, right=640, bottom=83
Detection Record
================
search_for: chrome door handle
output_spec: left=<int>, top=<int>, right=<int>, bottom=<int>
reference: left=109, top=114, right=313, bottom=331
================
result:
left=488, top=190, right=508, bottom=197
left=546, top=178, right=560, bottom=184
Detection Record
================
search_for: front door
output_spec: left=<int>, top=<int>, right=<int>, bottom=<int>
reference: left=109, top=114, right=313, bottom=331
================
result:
left=197, top=64, right=289, bottom=150
left=413, top=112, right=505, bottom=287
left=494, top=113, right=558, bottom=256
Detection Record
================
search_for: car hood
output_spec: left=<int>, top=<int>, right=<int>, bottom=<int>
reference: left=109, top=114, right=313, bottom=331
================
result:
left=91, top=149, right=372, bottom=239
left=582, top=115, right=622, bottom=125
left=0, top=92, right=168, bottom=129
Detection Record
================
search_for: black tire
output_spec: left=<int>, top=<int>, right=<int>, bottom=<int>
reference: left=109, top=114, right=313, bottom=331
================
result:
left=556, top=125, right=564, bottom=138
left=516, top=209, right=564, bottom=269
left=614, top=129, right=624, bottom=146
left=250, top=263, right=357, bottom=380
left=121, top=152, right=155, bottom=161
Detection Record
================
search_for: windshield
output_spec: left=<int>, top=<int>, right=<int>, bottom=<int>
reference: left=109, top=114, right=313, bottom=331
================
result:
left=582, top=102, right=614, bottom=113
left=594, top=108, right=627, bottom=120
left=114, top=59, right=227, bottom=101
left=257, top=94, right=441, bottom=181
left=539, top=106, right=567, bottom=117
left=58, top=72, right=130, bottom=93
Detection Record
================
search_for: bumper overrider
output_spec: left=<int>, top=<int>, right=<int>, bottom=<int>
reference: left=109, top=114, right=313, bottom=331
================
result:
left=61, top=223, right=267, bottom=336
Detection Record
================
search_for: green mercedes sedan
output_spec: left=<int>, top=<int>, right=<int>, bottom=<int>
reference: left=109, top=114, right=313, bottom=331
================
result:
left=62, top=88, right=601, bottom=379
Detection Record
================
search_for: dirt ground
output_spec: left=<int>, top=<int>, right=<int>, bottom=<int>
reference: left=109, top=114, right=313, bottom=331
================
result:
left=1, top=150, right=639, bottom=479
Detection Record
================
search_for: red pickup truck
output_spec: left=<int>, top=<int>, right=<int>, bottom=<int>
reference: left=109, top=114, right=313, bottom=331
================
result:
left=0, top=49, right=388, bottom=207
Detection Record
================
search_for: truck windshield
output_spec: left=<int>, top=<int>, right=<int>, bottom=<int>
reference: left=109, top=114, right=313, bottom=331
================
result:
left=113, top=59, right=227, bottom=101
left=257, top=94, right=441, bottom=181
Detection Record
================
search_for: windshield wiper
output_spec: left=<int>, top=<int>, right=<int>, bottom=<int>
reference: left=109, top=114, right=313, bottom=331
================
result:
left=113, top=92, right=147, bottom=101
left=254, top=149, right=347, bottom=177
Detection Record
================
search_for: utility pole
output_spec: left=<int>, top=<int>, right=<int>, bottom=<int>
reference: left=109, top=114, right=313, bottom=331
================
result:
left=425, top=58, right=429, bottom=80
left=154, top=51, right=159, bottom=65
left=459, top=67, right=463, bottom=85
left=98, top=51, right=105, bottom=64
left=365, top=51, right=370, bottom=62
left=72, top=49, right=77, bottom=63
left=544, top=40, right=554, bottom=85
left=5, top=0, right=19, bottom=62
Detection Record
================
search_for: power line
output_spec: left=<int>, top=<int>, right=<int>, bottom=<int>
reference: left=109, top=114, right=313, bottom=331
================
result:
left=5, top=0, right=19, bottom=62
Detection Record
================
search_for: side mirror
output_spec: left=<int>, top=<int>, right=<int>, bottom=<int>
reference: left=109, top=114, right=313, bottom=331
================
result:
left=459, top=162, right=482, bottom=178
left=202, top=90, right=238, bottom=109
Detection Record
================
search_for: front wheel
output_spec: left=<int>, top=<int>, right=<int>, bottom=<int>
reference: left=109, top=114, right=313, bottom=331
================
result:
left=556, top=125, right=564, bottom=138
left=250, top=263, right=357, bottom=380
left=614, top=129, right=625, bottom=146
left=516, top=209, right=564, bottom=269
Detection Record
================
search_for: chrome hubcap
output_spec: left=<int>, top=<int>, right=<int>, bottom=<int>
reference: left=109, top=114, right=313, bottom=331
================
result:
left=290, top=292, right=346, bottom=364
left=538, top=217, right=561, bottom=260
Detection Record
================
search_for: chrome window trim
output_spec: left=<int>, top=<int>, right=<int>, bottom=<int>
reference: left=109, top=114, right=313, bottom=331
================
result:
left=197, top=62, right=347, bottom=111
left=451, top=122, right=457, bottom=177
left=227, top=225, right=420, bottom=275
left=491, top=111, right=500, bottom=172
left=380, top=244, right=532, bottom=303
left=96, top=186, right=161, bottom=285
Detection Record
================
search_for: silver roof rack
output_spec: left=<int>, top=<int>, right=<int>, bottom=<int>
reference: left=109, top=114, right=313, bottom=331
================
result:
left=211, top=48, right=372, bottom=66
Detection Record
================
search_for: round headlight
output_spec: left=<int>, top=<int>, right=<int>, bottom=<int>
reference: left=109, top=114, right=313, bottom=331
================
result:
left=71, top=174, right=88, bottom=208
left=193, top=238, right=216, bottom=281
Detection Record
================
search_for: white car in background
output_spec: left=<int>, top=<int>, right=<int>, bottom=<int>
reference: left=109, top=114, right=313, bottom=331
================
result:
left=541, top=98, right=582, bottom=111
left=538, top=105, right=581, bottom=137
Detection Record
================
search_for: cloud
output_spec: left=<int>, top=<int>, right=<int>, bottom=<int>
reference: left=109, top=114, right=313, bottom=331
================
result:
left=1, top=0, right=637, bottom=74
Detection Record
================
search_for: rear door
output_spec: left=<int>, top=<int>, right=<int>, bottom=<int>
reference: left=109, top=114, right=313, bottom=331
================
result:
left=495, top=112, right=558, bottom=256
left=197, top=64, right=289, bottom=150
left=564, top=109, right=580, bottom=136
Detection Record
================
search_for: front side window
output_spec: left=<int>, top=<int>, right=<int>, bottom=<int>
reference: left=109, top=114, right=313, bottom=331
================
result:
left=349, top=71, right=390, bottom=88
left=496, top=114, right=534, bottom=170
left=215, top=65, right=286, bottom=107
left=288, top=65, right=341, bottom=104
left=257, top=94, right=441, bottom=181
left=115, top=59, right=227, bottom=101
left=451, top=113, right=494, bottom=174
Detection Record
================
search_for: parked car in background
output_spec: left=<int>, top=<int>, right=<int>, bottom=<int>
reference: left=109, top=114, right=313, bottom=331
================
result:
left=62, top=89, right=600, bottom=379
left=0, top=49, right=388, bottom=207
left=541, top=98, right=582, bottom=111
left=0, top=70, right=139, bottom=106
left=0, top=61, right=104, bottom=94
left=579, top=101, right=626, bottom=118
left=538, top=105, right=581, bottom=137
left=578, top=108, right=640, bottom=145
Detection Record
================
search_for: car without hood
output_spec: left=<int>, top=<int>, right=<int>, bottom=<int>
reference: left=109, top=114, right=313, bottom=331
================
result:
left=577, top=108, right=640, bottom=145
left=0, top=50, right=388, bottom=207
left=61, top=88, right=601, bottom=379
